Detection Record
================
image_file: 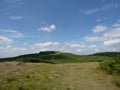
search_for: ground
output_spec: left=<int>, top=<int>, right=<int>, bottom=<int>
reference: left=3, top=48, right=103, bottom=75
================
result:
left=0, top=62, right=120, bottom=90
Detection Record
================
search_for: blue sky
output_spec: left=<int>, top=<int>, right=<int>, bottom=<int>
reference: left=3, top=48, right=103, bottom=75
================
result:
left=0, top=0, right=120, bottom=57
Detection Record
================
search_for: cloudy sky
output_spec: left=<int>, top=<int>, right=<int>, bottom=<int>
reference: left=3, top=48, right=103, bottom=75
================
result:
left=0, top=0, right=120, bottom=58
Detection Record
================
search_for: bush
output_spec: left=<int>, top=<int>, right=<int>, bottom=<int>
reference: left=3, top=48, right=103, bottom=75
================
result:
left=100, top=57, right=120, bottom=87
left=113, top=79, right=120, bottom=87
left=6, top=77, right=16, bottom=83
left=18, top=86, right=28, bottom=90
left=100, top=57, right=120, bottom=75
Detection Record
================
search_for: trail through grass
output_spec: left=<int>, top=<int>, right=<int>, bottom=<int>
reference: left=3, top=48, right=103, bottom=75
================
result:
left=0, top=62, right=120, bottom=90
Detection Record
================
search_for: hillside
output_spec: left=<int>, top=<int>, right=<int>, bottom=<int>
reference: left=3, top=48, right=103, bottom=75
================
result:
left=91, top=52, right=120, bottom=57
left=1, top=51, right=119, bottom=63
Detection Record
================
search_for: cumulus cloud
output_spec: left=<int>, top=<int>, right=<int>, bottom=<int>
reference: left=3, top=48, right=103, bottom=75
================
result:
left=103, top=27, right=120, bottom=38
left=1, top=19, right=120, bottom=57
left=86, top=21, right=120, bottom=42
left=0, top=46, right=27, bottom=58
left=89, top=45, right=97, bottom=48
left=33, top=42, right=59, bottom=48
left=104, top=39, right=120, bottom=46
left=76, top=49, right=83, bottom=52
left=38, top=24, right=56, bottom=32
left=84, top=3, right=120, bottom=15
left=30, top=42, right=60, bottom=53
left=113, top=19, right=120, bottom=27
left=66, top=43, right=85, bottom=48
left=86, top=37, right=101, bottom=42
left=85, top=20, right=120, bottom=53
left=0, top=35, right=13, bottom=45
left=0, top=29, right=24, bottom=38
left=9, top=16, right=24, bottom=20
left=59, top=43, right=86, bottom=55
left=0, top=41, right=60, bottom=58
left=92, top=24, right=107, bottom=33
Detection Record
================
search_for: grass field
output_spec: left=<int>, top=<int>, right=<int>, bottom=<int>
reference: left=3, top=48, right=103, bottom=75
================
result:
left=0, top=62, right=120, bottom=90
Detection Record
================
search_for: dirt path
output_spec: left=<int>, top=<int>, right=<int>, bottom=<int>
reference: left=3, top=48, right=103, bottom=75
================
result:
left=57, top=62, right=120, bottom=90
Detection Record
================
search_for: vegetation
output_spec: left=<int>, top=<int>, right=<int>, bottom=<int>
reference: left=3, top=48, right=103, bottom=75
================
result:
left=0, top=51, right=120, bottom=89
left=0, top=51, right=113, bottom=64
left=100, top=57, right=120, bottom=74
left=99, top=57, right=120, bottom=87
left=98, top=52, right=120, bottom=87
left=0, top=62, right=119, bottom=90
left=91, top=52, right=120, bottom=57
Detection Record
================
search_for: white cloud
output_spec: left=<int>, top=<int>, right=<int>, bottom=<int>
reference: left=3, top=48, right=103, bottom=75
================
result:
left=84, top=8, right=100, bottom=15
left=85, top=20, right=120, bottom=53
left=76, top=49, right=83, bottom=52
left=92, top=24, right=107, bottom=33
left=113, top=19, right=120, bottom=27
left=5, top=0, right=24, bottom=6
left=31, top=42, right=60, bottom=53
left=0, top=29, right=24, bottom=38
left=103, top=27, right=120, bottom=38
left=59, top=43, right=87, bottom=55
left=66, top=43, right=85, bottom=48
left=9, top=16, right=24, bottom=20
left=89, top=45, right=97, bottom=48
left=50, top=25, right=56, bottom=30
left=33, top=42, right=59, bottom=48
left=104, top=39, right=120, bottom=46
left=1, top=20, right=120, bottom=58
left=84, top=3, right=120, bottom=15
left=38, top=24, right=56, bottom=32
left=0, top=46, right=27, bottom=58
left=0, top=35, right=13, bottom=45
left=86, top=37, right=101, bottom=42
left=87, top=22, right=120, bottom=43
left=0, top=42, right=60, bottom=58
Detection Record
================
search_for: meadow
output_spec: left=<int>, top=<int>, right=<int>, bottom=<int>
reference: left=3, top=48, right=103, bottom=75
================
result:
left=0, top=51, right=120, bottom=90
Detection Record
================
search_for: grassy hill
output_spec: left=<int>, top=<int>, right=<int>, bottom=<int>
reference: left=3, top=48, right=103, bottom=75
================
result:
left=91, top=52, right=120, bottom=57
left=1, top=51, right=119, bottom=64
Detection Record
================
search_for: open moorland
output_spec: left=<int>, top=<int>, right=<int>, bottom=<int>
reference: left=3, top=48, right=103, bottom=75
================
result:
left=0, top=51, right=120, bottom=90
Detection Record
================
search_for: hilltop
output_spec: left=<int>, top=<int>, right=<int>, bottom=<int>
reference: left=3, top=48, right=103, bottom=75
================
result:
left=91, top=52, right=120, bottom=57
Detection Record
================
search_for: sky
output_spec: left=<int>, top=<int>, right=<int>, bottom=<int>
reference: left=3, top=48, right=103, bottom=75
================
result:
left=0, top=0, right=120, bottom=58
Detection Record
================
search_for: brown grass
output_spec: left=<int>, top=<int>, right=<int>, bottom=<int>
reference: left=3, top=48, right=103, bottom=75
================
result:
left=0, top=62, right=120, bottom=90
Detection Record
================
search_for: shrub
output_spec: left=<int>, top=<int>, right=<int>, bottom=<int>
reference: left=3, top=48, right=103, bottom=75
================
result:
left=18, top=86, right=27, bottom=90
left=6, top=77, right=16, bottom=83
left=100, top=57, right=120, bottom=75
left=100, top=57, right=120, bottom=87
left=113, top=79, right=120, bottom=87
